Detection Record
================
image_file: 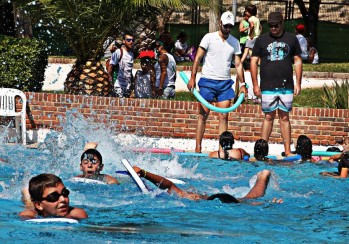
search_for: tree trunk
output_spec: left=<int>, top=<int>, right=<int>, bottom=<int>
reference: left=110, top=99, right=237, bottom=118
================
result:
left=12, top=4, right=33, bottom=38
left=64, top=60, right=113, bottom=96
left=0, top=2, right=15, bottom=36
left=209, top=0, right=222, bottom=32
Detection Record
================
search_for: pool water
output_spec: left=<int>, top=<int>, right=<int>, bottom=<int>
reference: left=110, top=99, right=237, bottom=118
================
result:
left=1, top=114, right=348, bottom=243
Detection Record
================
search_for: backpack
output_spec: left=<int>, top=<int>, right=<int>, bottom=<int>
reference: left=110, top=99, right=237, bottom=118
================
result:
left=106, top=48, right=123, bottom=83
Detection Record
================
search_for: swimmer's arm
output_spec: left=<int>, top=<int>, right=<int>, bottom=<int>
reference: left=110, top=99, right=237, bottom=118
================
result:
left=208, top=151, right=219, bottom=158
left=84, top=142, right=98, bottom=151
left=18, top=209, right=37, bottom=220
left=66, top=207, right=88, bottom=220
left=320, top=171, right=341, bottom=178
left=105, top=174, right=120, bottom=185
left=133, top=166, right=180, bottom=194
left=328, top=153, right=342, bottom=163
left=340, top=168, right=348, bottom=178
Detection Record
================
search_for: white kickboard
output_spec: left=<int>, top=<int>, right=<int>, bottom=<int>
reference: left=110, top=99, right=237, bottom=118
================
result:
left=121, top=159, right=149, bottom=193
left=26, top=218, right=79, bottom=224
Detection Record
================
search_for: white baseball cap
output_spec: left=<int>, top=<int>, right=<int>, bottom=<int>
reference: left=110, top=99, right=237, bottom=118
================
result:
left=221, top=11, right=235, bottom=26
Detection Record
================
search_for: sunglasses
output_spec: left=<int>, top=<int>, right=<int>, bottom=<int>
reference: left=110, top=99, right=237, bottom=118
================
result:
left=41, top=188, right=70, bottom=203
left=269, top=24, right=281, bottom=29
left=125, top=38, right=134, bottom=42
left=223, top=24, right=233, bottom=29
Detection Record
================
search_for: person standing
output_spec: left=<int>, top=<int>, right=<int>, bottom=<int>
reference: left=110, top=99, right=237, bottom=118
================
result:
left=108, top=32, right=134, bottom=97
left=250, top=12, right=303, bottom=157
left=187, top=11, right=247, bottom=153
left=239, top=11, right=250, bottom=66
left=241, top=5, right=262, bottom=66
left=154, top=40, right=177, bottom=99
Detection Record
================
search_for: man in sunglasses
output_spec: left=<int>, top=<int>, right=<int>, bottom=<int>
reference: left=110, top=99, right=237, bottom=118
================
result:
left=108, top=32, right=135, bottom=98
left=187, top=11, right=247, bottom=153
left=76, top=148, right=119, bottom=184
left=250, top=12, right=303, bottom=157
left=19, top=174, right=88, bottom=220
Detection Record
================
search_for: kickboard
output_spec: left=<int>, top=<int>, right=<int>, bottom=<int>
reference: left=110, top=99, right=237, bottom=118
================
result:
left=121, top=159, right=150, bottom=193
left=71, top=177, right=107, bottom=185
left=26, top=218, right=79, bottom=224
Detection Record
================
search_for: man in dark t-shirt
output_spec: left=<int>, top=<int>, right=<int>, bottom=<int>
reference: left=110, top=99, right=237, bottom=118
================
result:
left=250, top=12, right=303, bottom=157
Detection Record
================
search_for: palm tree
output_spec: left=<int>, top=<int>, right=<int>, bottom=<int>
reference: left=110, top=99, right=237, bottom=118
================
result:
left=12, top=0, right=210, bottom=96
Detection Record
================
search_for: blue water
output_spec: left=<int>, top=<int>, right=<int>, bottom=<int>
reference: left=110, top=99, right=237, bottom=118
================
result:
left=1, top=114, right=348, bottom=243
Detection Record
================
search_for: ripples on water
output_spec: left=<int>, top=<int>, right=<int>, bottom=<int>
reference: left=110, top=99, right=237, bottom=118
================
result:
left=0, top=112, right=347, bottom=242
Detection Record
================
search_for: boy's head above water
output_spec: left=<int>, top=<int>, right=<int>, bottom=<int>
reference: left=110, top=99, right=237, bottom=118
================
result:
left=29, top=173, right=71, bottom=217
left=80, top=149, right=103, bottom=177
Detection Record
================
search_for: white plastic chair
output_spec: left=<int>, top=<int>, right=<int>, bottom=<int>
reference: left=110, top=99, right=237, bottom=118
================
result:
left=0, top=88, right=27, bottom=145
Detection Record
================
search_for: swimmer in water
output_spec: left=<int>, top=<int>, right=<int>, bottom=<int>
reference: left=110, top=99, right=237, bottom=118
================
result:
left=133, top=166, right=282, bottom=204
left=321, top=153, right=349, bottom=178
left=209, top=131, right=250, bottom=160
left=19, top=173, right=88, bottom=220
left=75, top=148, right=119, bottom=185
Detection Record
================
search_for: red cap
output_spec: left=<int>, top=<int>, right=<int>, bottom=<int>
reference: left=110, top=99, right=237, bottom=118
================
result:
left=296, top=24, right=305, bottom=33
left=137, top=50, right=155, bottom=59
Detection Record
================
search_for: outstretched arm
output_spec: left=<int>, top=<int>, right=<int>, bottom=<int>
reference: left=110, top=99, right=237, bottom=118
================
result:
left=242, top=170, right=270, bottom=199
left=132, top=166, right=206, bottom=200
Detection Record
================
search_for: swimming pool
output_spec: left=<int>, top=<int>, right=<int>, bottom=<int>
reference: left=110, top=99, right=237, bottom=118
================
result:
left=1, top=116, right=348, bottom=243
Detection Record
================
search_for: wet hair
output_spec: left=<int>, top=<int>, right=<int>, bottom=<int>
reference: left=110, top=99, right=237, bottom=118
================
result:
left=245, top=5, right=257, bottom=16
left=29, top=174, right=63, bottom=202
left=219, top=131, right=234, bottom=151
left=81, top=149, right=103, bottom=164
left=326, top=146, right=341, bottom=152
left=207, top=193, right=239, bottom=203
left=338, top=153, right=349, bottom=174
left=254, top=139, right=269, bottom=161
left=295, top=135, right=313, bottom=161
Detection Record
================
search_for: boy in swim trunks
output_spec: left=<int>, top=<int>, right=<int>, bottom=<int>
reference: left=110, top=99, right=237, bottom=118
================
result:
left=250, top=12, right=302, bottom=157
left=209, top=131, right=250, bottom=160
left=19, top=173, right=88, bottom=220
left=75, top=148, right=119, bottom=185
left=133, top=166, right=281, bottom=203
left=187, top=11, right=247, bottom=153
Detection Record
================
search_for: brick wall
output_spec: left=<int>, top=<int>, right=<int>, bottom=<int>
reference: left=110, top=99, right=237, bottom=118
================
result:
left=24, top=92, right=349, bottom=146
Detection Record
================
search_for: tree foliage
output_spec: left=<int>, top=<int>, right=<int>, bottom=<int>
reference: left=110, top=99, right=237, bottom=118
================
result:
left=11, top=0, right=209, bottom=64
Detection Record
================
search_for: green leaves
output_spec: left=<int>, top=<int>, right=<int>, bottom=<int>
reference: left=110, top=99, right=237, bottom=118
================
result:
left=0, top=34, right=48, bottom=91
left=322, top=80, right=349, bottom=109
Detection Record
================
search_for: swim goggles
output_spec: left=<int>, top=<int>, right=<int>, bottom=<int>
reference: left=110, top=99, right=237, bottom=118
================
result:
left=41, top=188, right=70, bottom=202
left=82, top=154, right=99, bottom=165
